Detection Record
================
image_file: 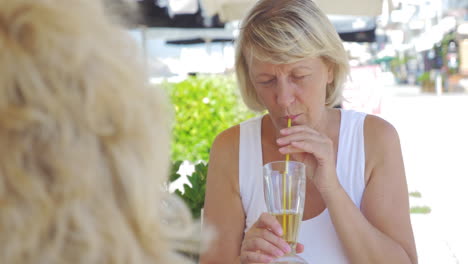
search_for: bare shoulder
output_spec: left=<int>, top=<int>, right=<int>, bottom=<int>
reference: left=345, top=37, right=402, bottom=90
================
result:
left=207, top=124, right=241, bottom=193
left=210, top=125, right=240, bottom=166
left=212, top=125, right=240, bottom=150
left=363, top=114, right=402, bottom=183
left=364, top=114, right=401, bottom=155
left=364, top=114, right=399, bottom=144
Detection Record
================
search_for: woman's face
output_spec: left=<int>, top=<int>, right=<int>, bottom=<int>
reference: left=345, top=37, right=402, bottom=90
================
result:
left=249, top=56, right=334, bottom=130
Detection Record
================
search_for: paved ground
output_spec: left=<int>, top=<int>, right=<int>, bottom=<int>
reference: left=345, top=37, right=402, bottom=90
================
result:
left=378, top=85, right=468, bottom=264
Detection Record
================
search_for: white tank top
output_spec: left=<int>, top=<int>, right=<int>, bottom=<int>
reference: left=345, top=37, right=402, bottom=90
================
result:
left=239, top=109, right=367, bottom=264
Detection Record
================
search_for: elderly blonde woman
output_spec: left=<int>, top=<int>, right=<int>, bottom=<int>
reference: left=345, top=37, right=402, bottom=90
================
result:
left=201, top=0, right=417, bottom=263
left=0, top=0, right=193, bottom=263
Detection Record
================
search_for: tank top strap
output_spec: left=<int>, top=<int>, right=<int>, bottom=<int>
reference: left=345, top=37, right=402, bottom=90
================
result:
left=239, top=116, right=267, bottom=233
left=336, top=109, right=367, bottom=208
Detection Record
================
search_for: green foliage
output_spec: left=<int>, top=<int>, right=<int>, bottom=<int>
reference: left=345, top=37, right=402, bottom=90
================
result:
left=163, top=75, right=256, bottom=162
left=440, top=32, right=456, bottom=59
left=169, top=160, right=183, bottom=183
left=410, top=206, right=431, bottom=214
left=417, top=71, right=431, bottom=82
left=409, top=191, right=422, bottom=198
left=170, top=161, right=208, bottom=219
left=163, top=75, right=257, bottom=219
left=409, top=191, right=430, bottom=214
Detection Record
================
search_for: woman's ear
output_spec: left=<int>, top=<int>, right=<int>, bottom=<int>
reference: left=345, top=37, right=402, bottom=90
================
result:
left=321, top=58, right=334, bottom=84
left=327, top=64, right=334, bottom=84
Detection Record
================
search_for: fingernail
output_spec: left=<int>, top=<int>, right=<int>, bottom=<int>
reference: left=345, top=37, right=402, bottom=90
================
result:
left=275, top=249, right=284, bottom=257
left=276, top=138, right=283, bottom=144
left=283, top=244, right=291, bottom=253
left=277, top=228, right=283, bottom=236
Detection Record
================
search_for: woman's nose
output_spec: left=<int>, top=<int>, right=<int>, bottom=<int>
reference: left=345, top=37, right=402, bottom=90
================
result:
left=276, top=80, right=295, bottom=107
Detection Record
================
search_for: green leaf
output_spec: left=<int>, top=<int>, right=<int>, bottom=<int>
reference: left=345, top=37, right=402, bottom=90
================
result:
left=169, top=161, right=209, bottom=219
left=168, top=161, right=183, bottom=183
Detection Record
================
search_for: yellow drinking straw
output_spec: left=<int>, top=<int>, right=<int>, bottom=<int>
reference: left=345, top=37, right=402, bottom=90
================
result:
left=282, top=118, right=292, bottom=237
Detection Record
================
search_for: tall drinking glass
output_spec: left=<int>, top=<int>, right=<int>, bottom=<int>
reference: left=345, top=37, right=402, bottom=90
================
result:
left=263, top=161, right=307, bottom=264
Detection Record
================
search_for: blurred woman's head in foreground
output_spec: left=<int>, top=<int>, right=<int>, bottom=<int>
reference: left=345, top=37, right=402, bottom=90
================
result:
left=0, top=0, right=193, bottom=263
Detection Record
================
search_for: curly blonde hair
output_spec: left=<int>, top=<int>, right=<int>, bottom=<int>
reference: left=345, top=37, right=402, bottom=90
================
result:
left=235, top=0, right=350, bottom=111
left=0, top=0, right=193, bottom=263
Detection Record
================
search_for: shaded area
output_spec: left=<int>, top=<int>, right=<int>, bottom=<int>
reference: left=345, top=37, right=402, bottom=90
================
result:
left=134, top=0, right=377, bottom=43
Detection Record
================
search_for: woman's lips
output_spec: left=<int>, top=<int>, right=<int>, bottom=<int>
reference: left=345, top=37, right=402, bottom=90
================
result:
left=284, top=114, right=301, bottom=121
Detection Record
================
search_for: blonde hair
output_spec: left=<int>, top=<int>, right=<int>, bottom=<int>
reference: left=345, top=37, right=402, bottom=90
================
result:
left=0, top=0, right=193, bottom=263
left=235, top=0, right=350, bottom=111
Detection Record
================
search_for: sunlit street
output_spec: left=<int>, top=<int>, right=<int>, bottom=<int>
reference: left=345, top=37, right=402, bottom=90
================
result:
left=379, top=86, right=468, bottom=263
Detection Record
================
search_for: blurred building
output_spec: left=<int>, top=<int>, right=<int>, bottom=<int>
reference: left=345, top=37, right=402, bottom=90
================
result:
left=377, top=0, right=468, bottom=93
left=131, top=0, right=384, bottom=80
left=129, top=0, right=467, bottom=96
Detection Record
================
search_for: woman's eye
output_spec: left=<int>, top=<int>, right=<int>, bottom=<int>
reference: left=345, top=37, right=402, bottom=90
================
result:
left=292, top=75, right=306, bottom=80
left=258, top=79, right=275, bottom=85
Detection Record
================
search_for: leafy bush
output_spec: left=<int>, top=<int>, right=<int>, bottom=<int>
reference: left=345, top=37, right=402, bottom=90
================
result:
left=417, top=71, right=430, bottom=83
left=163, top=75, right=257, bottom=219
left=170, top=161, right=207, bottom=219
left=163, top=75, right=256, bottom=162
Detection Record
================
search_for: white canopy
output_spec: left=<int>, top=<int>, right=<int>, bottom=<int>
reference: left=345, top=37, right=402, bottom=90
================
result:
left=201, top=0, right=387, bottom=22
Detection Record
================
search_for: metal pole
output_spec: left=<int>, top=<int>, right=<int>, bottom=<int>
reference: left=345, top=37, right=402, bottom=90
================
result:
left=140, top=25, right=148, bottom=75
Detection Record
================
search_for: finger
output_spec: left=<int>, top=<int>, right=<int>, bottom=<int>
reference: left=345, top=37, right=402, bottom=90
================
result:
left=296, top=243, right=305, bottom=253
left=240, top=250, right=275, bottom=264
left=276, top=131, right=325, bottom=146
left=279, top=138, right=332, bottom=157
left=280, top=125, right=319, bottom=136
left=278, top=141, right=322, bottom=155
left=242, top=237, right=287, bottom=258
left=255, top=213, right=283, bottom=236
left=247, top=228, right=291, bottom=254
left=291, top=140, right=331, bottom=155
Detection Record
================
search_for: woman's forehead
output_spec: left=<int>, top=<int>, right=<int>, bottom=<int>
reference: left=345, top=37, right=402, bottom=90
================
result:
left=249, top=56, right=325, bottom=74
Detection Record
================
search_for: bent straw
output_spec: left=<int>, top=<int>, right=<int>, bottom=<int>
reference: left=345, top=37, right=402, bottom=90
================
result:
left=282, top=118, right=292, bottom=237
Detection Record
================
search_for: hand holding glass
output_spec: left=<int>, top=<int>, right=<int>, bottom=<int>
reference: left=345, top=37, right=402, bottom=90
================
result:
left=263, top=161, right=307, bottom=264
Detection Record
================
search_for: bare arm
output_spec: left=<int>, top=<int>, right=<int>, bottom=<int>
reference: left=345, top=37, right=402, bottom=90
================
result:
left=200, top=126, right=294, bottom=264
left=322, top=115, right=417, bottom=263
left=278, top=115, right=417, bottom=263
left=199, top=126, right=245, bottom=264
